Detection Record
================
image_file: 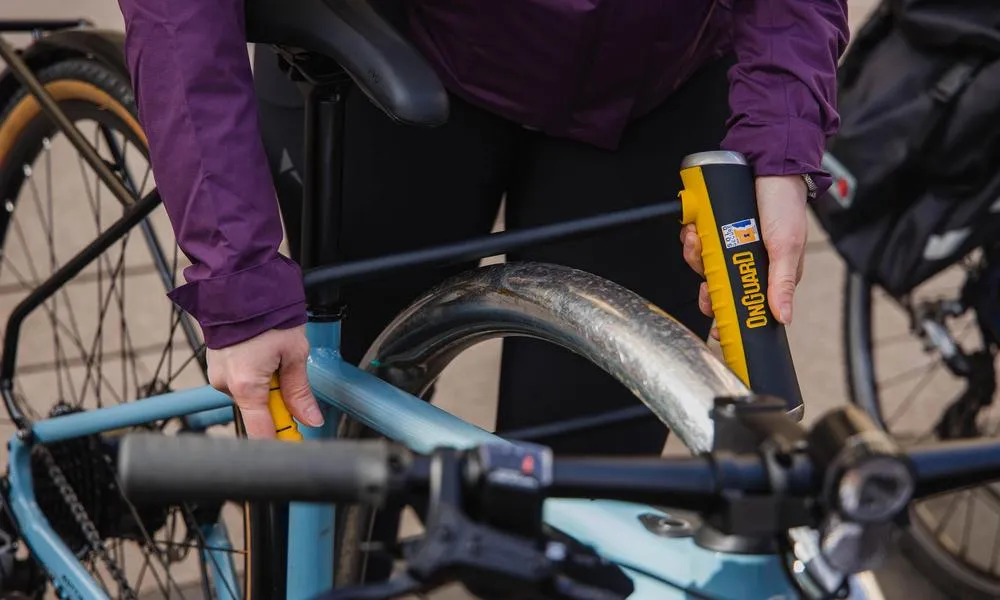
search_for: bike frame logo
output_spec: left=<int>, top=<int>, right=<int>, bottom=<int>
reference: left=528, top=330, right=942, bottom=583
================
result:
left=721, top=218, right=759, bottom=249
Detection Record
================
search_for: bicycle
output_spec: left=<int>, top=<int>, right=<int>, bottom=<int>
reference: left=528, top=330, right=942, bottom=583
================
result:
left=816, top=6, right=1000, bottom=591
left=0, top=17, right=228, bottom=599
left=0, top=2, right=886, bottom=600
left=839, top=239, right=1000, bottom=600
left=834, top=186, right=1000, bottom=600
left=114, top=386, right=992, bottom=600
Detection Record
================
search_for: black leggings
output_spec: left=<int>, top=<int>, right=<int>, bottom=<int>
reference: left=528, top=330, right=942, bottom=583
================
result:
left=252, top=47, right=730, bottom=457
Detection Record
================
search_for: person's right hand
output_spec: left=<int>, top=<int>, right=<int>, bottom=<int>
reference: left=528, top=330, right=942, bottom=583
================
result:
left=207, top=326, right=324, bottom=439
left=680, top=175, right=808, bottom=339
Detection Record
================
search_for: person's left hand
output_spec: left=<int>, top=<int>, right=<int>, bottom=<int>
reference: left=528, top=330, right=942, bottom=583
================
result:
left=680, top=174, right=808, bottom=340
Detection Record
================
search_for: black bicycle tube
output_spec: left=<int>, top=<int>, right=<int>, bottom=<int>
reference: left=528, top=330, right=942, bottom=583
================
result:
left=0, top=190, right=162, bottom=427
left=0, top=20, right=90, bottom=32
left=300, top=80, right=349, bottom=314
left=302, top=201, right=681, bottom=291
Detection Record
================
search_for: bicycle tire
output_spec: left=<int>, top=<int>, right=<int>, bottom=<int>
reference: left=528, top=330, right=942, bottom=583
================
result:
left=0, top=57, right=261, bottom=599
left=844, top=271, right=1000, bottom=600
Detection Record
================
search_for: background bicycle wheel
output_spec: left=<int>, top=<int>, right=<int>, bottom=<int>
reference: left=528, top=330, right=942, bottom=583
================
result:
left=0, top=1, right=942, bottom=599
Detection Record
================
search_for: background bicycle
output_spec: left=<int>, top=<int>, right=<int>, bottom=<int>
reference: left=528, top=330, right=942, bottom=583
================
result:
left=0, top=0, right=945, bottom=599
left=0, top=12, right=257, bottom=600
left=811, top=1, right=1000, bottom=599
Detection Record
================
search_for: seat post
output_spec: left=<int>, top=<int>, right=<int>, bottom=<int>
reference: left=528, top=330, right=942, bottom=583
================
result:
left=299, top=79, right=349, bottom=318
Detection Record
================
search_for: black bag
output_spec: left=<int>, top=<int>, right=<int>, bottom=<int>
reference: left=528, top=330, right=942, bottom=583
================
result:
left=811, top=0, right=1000, bottom=296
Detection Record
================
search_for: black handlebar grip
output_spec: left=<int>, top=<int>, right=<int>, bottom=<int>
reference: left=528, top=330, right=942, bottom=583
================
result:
left=118, top=433, right=401, bottom=505
left=679, top=151, right=803, bottom=416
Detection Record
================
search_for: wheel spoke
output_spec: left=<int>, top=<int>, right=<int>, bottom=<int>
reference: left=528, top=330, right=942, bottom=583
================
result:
left=961, top=492, right=977, bottom=561
left=3, top=82, right=235, bottom=597
left=100, top=464, right=195, bottom=598
left=178, top=505, right=244, bottom=600
left=858, top=254, right=1000, bottom=592
left=884, top=362, right=944, bottom=427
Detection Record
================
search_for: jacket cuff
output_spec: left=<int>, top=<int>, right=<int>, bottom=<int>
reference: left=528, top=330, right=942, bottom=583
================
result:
left=201, top=304, right=307, bottom=349
left=721, top=116, right=833, bottom=197
left=168, top=254, right=307, bottom=349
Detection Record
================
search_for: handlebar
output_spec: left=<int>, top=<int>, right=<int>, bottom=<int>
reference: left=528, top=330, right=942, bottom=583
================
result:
left=117, top=400, right=1000, bottom=600
left=121, top=429, right=996, bottom=515
left=119, top=433, right=813, bottom=507
left=909, top=438, right=1000, bottom=497
left=118, top=434, right=407, bottom=505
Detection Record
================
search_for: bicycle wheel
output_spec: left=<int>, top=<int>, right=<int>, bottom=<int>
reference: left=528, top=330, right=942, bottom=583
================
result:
left=331, top=261, right=737, bottom=589
left=0, top=56, right=254, bottom=599
left=845, top=256, right=1000, bottom=599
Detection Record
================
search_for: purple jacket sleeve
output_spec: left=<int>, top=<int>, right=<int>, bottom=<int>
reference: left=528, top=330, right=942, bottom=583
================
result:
left=721, top=0, right=849, bottom=194
left=117, top=0, right=307, bottom=349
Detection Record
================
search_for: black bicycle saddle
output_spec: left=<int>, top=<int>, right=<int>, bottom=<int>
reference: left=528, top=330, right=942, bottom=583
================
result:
left=245, top=0, right=449, bottom=127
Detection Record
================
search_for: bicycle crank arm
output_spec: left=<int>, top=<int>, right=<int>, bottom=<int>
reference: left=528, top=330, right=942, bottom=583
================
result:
left=679, top=151, right=803, bottom=415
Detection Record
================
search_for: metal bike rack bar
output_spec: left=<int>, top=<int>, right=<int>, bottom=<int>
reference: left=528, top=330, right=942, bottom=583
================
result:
left=303, top=200, right=682, bottom=291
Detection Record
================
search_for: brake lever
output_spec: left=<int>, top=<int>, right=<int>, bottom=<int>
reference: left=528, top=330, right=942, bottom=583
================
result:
left=404, top=503, right=630, bottom=600
left=319, top=444, right=633, bottom=600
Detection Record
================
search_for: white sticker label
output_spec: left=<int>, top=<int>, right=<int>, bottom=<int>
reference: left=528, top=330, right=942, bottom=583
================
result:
left=721, top=218, right=760, bottom=249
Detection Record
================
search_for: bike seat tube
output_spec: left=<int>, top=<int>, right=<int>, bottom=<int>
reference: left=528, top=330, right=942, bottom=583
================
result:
left=300, top=80, right=348, bottom=316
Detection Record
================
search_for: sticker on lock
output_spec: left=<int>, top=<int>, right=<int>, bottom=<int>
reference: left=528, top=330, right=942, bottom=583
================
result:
left=721, top=218, right=759, bottom=249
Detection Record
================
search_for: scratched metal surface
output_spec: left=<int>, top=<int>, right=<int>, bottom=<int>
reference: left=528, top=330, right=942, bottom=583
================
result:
left=364, top=262, right=751, bottom=454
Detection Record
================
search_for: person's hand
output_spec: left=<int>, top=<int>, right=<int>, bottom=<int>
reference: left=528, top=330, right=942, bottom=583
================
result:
left=207, top=325, right=324, bottom=438
left=681, top=174, right=808, bottom=339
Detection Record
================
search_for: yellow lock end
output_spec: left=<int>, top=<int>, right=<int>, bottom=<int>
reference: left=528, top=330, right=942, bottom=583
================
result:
left=268, top=374, right=303, bottom=442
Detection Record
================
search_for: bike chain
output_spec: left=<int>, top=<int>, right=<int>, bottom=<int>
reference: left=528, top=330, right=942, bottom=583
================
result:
left=37, top=445, right=138, bottom=600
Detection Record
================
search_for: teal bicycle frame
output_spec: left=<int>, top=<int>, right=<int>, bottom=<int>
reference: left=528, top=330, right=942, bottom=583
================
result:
left=5, top=315, right=884, bottom=600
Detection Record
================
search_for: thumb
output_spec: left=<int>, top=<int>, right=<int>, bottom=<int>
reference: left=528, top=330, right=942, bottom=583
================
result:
left=767, top=247, right=799, bottom=325
left=279, top=358, right=324, bottom=428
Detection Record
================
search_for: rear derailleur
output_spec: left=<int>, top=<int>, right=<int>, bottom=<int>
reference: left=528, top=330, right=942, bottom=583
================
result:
left=910, top=264, right=1000, bottom=440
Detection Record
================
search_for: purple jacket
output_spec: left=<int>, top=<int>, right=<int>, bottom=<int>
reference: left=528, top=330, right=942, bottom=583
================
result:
left=117, top=0, right=849, bottom=349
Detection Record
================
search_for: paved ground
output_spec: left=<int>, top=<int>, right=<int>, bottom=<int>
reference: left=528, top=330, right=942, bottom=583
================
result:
left=0, top=1, right=962, bottom=599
